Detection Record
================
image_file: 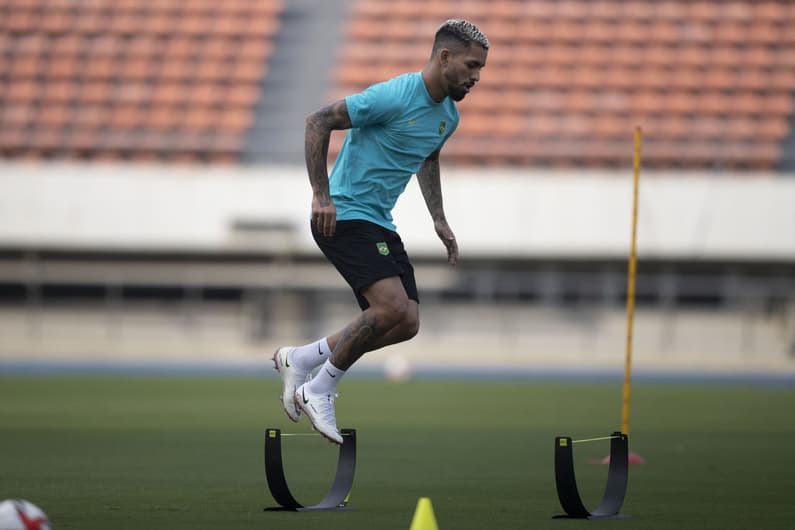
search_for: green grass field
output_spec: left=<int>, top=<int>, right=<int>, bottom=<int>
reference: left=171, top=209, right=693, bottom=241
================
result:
left=1, top=375, right=793, bottom=529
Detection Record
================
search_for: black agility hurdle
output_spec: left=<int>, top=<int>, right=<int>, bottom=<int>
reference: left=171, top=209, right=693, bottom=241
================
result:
left=263, top=427, right=357, bottom=512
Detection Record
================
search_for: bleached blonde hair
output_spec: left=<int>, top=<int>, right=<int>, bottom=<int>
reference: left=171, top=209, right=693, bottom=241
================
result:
left=434, top=19, right=489, bottom=51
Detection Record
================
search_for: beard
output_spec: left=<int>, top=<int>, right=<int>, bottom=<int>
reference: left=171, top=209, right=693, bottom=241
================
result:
left=448, top=85, right=469, bottom=101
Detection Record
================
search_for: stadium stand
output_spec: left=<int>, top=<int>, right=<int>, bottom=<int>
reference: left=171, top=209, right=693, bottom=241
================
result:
left=331, top=0, right=795, bottom=169
left=2, top=0, right=793, bottom=169
left=0, top=0, right=283, bottom=163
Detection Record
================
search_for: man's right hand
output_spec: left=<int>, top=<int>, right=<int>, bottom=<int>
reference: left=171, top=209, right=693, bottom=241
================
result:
left=312, top=195, right=337, bottom=237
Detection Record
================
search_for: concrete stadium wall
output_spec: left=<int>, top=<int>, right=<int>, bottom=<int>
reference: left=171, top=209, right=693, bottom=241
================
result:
left=1, top=299, right=793, bottom=376
left=0, top=162, right=793, bottom=261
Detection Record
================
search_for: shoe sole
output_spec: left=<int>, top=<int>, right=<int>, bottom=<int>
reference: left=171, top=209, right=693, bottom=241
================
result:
left=272, top=349, right=301, bottom=423
left=294, top=393, right=343, bottom=446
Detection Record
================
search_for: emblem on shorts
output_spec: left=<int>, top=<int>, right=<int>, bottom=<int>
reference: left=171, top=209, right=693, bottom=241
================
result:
left=376, top=242, right=390, bottom=256
left=438, top=121, right=446, bottom=135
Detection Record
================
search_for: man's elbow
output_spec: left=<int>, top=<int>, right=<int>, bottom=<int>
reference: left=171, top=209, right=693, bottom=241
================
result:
left=305, top=112, right=318, bottom=129
left=306, top=112, right=332, bottom=136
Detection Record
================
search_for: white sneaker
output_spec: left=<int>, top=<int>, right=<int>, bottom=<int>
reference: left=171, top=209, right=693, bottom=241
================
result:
left=294, top=383, right=343, bottom=445
left=272, top=347, right=309, bottom=422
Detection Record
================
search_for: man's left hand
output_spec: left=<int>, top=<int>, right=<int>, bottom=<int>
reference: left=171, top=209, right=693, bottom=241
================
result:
left=434, top=220, right=458, bottom=266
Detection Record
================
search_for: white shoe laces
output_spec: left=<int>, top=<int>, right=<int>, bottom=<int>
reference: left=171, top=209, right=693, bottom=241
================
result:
left=314, top=392, right=339, bottom=426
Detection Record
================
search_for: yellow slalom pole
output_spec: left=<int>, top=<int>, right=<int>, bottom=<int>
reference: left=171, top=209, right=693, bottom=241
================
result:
left=621, top=126, right=642, bottom=436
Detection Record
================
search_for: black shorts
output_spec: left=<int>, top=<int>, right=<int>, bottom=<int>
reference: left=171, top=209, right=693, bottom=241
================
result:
left=312, top=219, right=419, bottom=310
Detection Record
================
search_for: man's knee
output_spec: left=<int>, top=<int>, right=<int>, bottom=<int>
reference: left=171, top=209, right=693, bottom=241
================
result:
left=371, top=295, right=407, bottom=325
left=390, top=300, right=419, bottom=342
left=402, top=303, right=419, bottom=340
left=371, top=297, right=418, bottom=339
left=362, top=278, right=419, bottom=340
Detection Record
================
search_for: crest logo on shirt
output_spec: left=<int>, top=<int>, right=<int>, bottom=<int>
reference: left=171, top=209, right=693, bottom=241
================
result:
left=407, top=119, right=417, bottom=125
left=438, top=121, right=447, bottom=135
left=376, top=242, right=390, bottom=256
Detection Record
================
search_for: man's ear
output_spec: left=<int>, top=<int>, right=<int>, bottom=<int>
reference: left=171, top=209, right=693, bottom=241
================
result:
left=439, top=48, right=450, bottom=67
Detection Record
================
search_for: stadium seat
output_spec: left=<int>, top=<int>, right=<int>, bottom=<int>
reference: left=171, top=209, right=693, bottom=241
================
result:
left=330, top=0, right=795, bottom=168
left=0, top=0, right=284, bottom=162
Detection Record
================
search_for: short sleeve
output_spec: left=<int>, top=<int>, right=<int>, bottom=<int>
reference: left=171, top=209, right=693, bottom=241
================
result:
left=345, top=78, right=403, bottom=128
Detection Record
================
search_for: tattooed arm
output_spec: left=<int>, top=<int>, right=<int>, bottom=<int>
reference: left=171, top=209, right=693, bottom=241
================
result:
left=416, top=149, right=458, bottom=265
left=305, top=99, right=353, bottom=237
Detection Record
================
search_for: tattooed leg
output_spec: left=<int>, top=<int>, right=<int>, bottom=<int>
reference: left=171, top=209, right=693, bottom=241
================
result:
left=328, top=310, right=381, bottom=370
left=326, top=278, right=419, bottom=370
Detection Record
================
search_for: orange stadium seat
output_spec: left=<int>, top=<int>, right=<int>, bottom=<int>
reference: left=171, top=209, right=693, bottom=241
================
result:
left=330, top=0, right=795, bottom=168
left=0, top=0, right=284, bottom=162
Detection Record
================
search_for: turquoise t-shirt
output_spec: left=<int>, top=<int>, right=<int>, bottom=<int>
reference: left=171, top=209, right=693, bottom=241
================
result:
left=330, top=72, right=459, bottom=231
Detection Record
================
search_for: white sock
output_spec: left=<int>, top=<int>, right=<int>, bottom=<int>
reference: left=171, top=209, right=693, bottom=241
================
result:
left=307, top=359, right=345, bottom=395
left=291, top=338, right=332, bottom=371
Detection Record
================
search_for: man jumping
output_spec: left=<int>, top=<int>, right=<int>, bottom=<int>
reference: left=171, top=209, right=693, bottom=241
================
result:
left=273, top=19, right=489, bottom=444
